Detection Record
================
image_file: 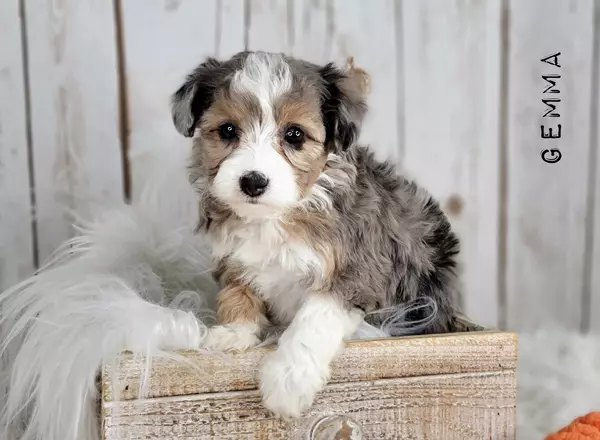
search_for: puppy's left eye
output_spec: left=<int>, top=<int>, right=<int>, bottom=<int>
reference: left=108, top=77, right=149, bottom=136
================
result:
left=284, top=126, right=305, bottom=147
left=218, top=122, right=238, bottom=140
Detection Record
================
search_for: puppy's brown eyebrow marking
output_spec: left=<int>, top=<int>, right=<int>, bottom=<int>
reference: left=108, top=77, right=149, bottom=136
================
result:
left=275, top=102, right=325, bottom=146
left=202, top=89, right=262, bottom=129
left=305, top=133, right=322, bottom=144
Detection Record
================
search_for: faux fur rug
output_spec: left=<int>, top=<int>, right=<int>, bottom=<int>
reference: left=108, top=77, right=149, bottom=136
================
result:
left=517, top=328, right=600, bottom=439
left=1, top=146, right=598, bottom=440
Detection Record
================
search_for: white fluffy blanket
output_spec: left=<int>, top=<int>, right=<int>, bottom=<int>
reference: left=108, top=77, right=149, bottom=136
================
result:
left=517, top=328, right=600, bottom=439
left=1, top=148, right=598, bottom=440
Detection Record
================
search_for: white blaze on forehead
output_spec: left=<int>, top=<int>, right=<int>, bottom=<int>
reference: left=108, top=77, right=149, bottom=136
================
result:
left=232, top=52, right=293, bottom=114
left=230, top=52, right=293, bottom=146
left=213, top=52, right=298, bottom=218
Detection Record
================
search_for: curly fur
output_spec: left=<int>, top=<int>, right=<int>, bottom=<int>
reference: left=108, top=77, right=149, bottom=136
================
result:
left=3, top=50, right=590, bottom=439
left=0, top=143, right=439, bottom=439
left=0, top=143, right=596, bottom=439
left=170, top=50, right=461, bottom=418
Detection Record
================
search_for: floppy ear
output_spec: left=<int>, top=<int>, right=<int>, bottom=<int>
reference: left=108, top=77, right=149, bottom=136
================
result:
left=319, top=60, right=369, bottom=152
left=171, top=57, right=223, bottom=137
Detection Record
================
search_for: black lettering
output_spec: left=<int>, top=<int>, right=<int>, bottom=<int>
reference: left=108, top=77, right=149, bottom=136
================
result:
left=542, top=74, right=561, bottom=94
left=542, top=99, right=561, bottom=117
left=541, top=52, right=561, bottom=67
left=540, top=124, right=562, bottom=138
left=541, top=149, right=562, bottom=163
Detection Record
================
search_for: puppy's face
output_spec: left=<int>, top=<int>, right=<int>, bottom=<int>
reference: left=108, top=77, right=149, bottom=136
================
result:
left=171, top=51, right=367, bottom=219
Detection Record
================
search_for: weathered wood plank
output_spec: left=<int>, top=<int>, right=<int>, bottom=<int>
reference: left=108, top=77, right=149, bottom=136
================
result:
left=330, top=0, right=399, bottom=165
left=246, top=0, right=290, bottom=53
left=504, top=0, right=594, bottom=331
left=590, top=167, right=600, bottom=331
left=402, top=0, right=503, bottom=328
left=216, top=0, right=246, bottom=58
left=102, top=331, right=517, bottom=401
left=120, top=0, right=218, bottom=200
left=289, top=0, right=330, bottom=64
left=24, top=0, right=124, bottom=264
left=121, top=0, right=245, bottom=200
left=103, top=370, right=516, bottom=440
left=589, top=5, right=600, bottom=333
left=0, top=0, right=35, bottom=289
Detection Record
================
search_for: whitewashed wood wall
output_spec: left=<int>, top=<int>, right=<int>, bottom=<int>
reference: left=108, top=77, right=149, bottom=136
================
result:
left=1, top=0, right=599, bottom=333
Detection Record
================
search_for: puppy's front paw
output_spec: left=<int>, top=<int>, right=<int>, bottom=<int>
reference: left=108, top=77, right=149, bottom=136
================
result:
left=259, top=349, right=329, bottom=419
left=203, top=323, right=260, bottom=352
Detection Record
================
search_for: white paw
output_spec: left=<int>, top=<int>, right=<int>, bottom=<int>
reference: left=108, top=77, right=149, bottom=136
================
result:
left=203, top=323, right=260, bottom=352
left=259, top=349, right=329, bottom=419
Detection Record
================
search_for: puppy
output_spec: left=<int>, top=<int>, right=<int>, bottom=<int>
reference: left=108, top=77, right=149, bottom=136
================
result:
left=171, top=51, right=460, bottom=419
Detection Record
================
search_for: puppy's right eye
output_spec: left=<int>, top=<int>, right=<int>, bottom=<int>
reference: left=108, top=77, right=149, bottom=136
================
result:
left=284, top=126, right=305, bottom=148
left=218, top=123, right=238, bottom=140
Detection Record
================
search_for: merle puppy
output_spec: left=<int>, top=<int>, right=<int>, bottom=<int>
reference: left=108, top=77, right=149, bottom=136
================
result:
left=171, top=51, right=460, bottom=418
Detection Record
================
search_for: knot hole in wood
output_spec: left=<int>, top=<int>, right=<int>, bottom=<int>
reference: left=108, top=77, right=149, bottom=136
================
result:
left=446, top=194, right=464, bottom=216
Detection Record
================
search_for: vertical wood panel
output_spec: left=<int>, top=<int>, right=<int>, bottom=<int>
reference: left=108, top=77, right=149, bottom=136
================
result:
left=505, top=0, right=594, bottom=331
left=402, top=0, right=502, bottom=328
left=289, top=0, right=330, bottom=64
left=591, top=156, right=600, bottom=333
left=24, top=0, right=124, bottom=264
left=330, top=0, right=399, bottom=164
left=0, top=1, right=35, bottom=289
left=589, top=1, right=600, bottom=334
left=6, top=0, right=594, bottom=332
left=216, top=0, right=246, bottom=59
left=246, top=0, right=290, bottom=53
left=122, top=0, right=237, bottom=199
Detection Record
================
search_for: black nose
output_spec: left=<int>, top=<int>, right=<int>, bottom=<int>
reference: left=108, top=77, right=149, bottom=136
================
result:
left=239, top=171, right=269, bottom=197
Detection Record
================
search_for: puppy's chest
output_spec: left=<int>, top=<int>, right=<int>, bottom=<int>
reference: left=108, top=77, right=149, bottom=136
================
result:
left=211, top=222, right=324, bottom=323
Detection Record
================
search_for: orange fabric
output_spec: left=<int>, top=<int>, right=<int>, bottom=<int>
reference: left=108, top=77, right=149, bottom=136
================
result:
left=545, top=413, right=600, bottom=440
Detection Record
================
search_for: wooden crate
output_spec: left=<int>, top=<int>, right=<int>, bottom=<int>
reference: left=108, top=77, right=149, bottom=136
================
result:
left=101, top=319, right=517, bottom=439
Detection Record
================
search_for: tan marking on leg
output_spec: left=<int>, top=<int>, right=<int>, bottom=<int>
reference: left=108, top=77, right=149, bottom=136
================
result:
left=217, top=283, right=269, bottom=327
